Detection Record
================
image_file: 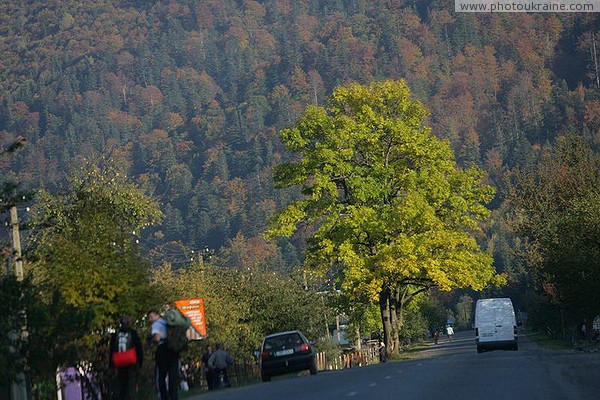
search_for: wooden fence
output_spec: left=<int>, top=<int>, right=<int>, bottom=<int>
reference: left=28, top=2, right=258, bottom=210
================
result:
left=315, top=346, right=379, bottom=371
left=186, top=346, right=381, bottom=391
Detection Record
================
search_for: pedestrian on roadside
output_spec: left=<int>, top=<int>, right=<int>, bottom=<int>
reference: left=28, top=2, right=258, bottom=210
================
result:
left=432, top=327, right=439, bottom=345
left=446, top=325, right=454, bottom=342
left=147, top=309, right=179, bottom=400
left=208, top=343, right=234, bottom=389
left=378, top=341, right=387, bottom=363
left=201, top=344, right=215, bottom=390
left=109, top=315, right=143, bottom=400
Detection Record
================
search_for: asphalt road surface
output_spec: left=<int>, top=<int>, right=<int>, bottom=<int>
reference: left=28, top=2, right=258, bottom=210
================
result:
left=190, top=331, right=600, bottom=400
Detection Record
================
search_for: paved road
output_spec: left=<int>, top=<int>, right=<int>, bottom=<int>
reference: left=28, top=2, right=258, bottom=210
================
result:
left=189, top=331, right=600, bottom=400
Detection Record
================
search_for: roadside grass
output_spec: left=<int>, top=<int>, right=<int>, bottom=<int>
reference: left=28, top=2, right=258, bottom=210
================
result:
left=387, top=340, right=438, bottom=361
left=525, top=331, right=576, bottom=351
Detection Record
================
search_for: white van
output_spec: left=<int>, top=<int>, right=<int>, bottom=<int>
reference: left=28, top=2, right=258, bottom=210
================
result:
left=474, top=298, right=518, bottom=353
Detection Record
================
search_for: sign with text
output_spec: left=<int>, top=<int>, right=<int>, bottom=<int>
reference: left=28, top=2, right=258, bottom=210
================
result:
left=175, top=298, right=207, bottom=339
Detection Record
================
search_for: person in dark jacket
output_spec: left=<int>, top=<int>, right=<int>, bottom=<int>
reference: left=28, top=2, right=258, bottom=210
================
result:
left=378, top=341, right=387, bottom=363
left=109, top=315, right=144, bottom=400
left=201, top=345, right=214, bottom=390
left=208, top=343, right=233, bottom=389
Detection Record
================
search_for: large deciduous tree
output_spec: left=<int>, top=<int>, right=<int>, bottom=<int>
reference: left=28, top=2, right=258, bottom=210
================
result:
left=506, top=135, right=600, bottom=336
left=268, top=80, right=502, bottom=355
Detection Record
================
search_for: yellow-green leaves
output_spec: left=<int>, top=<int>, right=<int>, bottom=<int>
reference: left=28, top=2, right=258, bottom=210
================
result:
left=30, top=161, right=162, bottom=339
left=270, top=79, right=500, bottom=310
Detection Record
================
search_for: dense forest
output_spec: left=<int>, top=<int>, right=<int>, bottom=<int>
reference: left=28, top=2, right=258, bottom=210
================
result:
left=1, top=0, right=598, bottom=271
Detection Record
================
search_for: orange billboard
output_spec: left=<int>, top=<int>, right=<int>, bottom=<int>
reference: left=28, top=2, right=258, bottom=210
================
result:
left=175, top=298, right=207, bottom=339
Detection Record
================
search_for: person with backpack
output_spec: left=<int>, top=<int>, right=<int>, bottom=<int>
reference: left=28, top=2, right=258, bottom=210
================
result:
left=147, top=308, right=180, bottom=400
left=109, top=315, right=143, bottom=400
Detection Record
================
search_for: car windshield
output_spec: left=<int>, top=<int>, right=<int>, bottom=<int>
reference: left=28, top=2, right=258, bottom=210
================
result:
left=264, top=333, right=303, bottom=350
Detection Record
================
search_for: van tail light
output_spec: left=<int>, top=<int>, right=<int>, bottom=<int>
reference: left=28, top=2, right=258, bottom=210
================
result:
left=475, top=328, right=479, bottom=337
left=298, top=343, right=309, bottom=352
left=261, top=352, right=270, bottom=360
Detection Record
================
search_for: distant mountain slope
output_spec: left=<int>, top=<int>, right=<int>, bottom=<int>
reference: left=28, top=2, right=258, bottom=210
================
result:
left=1, top=0, right=598, bottom=264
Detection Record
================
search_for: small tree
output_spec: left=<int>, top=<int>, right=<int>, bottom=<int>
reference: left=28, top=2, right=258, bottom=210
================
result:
left=455, top=294, right=474, bottom=329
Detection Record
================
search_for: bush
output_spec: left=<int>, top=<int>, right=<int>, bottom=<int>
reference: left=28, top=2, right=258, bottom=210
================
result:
left=313, top=337, right=341, bottom=365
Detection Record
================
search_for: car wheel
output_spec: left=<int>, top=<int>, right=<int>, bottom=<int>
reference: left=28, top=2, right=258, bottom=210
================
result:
left=310, top=360, right=318, bottom=375
left=262, top=373, right=271, bottom=382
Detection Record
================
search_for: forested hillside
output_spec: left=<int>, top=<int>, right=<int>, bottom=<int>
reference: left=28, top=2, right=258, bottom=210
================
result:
left=1, top=0, right=599, bottom=268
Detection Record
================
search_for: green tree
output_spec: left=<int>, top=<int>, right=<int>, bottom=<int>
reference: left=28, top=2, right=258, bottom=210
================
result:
left=0, top=276, right=28, bottom=389
left=268, top=80, right=503, bottom=355
left=420, top=294, right=447, bottom=332
left=506, top=135, right=600, bottom=336
left=0, top=135, right=30, bottom=391
left=455, top=294, right=474, bottom=329
left=27, top=161, right=162, bottom=393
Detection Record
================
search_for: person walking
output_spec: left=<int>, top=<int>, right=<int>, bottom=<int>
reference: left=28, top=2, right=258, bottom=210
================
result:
left=378, top=341, right=387, bottom=363
left=109, top=315, right=143, bottom=400
left=446, top=325, right=455, bottom=342
left=208, top=343, right=234, bottom=389
left=431, top=327, right=440, bottom=345
left=201, top=345, right=214, bottom=390
left=147, top=309, right=179, bottom=400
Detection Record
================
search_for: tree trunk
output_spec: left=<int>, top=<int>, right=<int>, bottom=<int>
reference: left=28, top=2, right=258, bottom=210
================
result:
left=379, top=287, right=393, bottom=355
left=389, top=287, right=400, bottom=354
left=395, top=287, right=408, bottom=347
left=386, top=286, right=412, bottom=351
left=379, top=287, right=400, bottom=357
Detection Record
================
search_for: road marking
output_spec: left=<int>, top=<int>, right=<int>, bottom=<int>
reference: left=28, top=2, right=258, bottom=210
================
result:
left=347, top=391, right=357, bottom=396
left=369, top=382, right=377, bottom=387
left=385, top=375, right=392, bottom=380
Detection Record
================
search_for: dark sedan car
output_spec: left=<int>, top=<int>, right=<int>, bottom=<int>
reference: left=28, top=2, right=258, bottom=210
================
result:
left=259, top=330, right=318, bottom=382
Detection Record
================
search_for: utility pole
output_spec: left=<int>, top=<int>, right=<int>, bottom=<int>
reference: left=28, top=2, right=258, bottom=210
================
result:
left=10, top=205, right=24, bottom=281
left=9, top=205, right=28, bottom=400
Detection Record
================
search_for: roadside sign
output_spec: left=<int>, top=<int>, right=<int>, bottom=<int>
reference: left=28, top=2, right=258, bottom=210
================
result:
left=175, top=298, right=207, bottom=339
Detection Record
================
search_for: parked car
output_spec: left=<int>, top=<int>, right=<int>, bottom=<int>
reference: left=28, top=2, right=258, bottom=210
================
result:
left=259, top=330, right=317, bottom=382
